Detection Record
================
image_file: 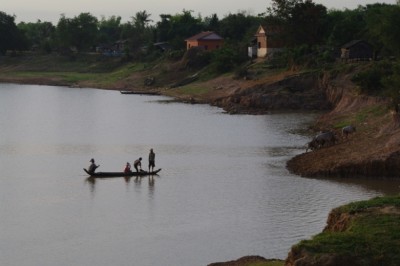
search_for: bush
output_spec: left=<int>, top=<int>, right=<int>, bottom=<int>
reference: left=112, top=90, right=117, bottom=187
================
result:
left=351, top=60, right=395, bottom=95
left=181, top=47, right=211, bottom=69
left=209, top=45, right=247, bottom=74
left=210, top=47, right=236, bottom=73
left=233, top=66, right=248, bottom=79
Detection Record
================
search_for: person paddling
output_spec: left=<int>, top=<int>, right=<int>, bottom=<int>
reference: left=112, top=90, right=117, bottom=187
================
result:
left=88, top=158, right=99, bottom=174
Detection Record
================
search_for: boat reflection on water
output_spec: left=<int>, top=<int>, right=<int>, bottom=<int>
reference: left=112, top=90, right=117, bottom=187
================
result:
left=85, top=174, right=159, bottom=194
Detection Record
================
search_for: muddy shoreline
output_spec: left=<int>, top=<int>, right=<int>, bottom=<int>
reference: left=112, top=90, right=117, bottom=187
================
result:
left=2, top=70, right=400, bottom=266
left=2, top=68, right=400, bottom=179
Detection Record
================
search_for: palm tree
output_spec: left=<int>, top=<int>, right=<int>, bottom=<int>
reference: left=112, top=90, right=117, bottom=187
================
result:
left=132, top=10, right=152, bottom=30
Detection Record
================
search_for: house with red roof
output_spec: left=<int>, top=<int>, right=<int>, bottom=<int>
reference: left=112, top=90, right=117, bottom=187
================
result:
left=185, top=31, right=224, bottom=51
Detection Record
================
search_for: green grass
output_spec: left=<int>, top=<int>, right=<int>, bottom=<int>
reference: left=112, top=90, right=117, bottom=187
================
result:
left=333, top=120, right=353, bottom=129
left=0, top=71, right=99, bottom=83
left=0, top=60, right=148, bottom=87
left=0, top=53, right=134, bottom=73
left=107, top=64, right=138, bottom=79
left=296, top=214, right=400, bottom=264
left=333, top=104, right=388, bottom=129
left=337, top=195, right=400, bottom=213
left=292, top=195, right=400, bottom=265
left=355, top=105, right=387, bottom=123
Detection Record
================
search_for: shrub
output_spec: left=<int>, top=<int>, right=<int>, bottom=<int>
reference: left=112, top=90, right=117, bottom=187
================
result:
left=351, top=60, right=395, bottom=95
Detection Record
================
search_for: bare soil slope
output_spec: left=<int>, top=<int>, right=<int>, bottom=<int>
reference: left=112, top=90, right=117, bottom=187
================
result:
left=2, top=55, right=400, bottom=178
left=287, top=91, right=400, bottom=178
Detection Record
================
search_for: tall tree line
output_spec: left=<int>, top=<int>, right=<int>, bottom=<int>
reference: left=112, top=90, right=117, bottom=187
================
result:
left=1, top=1, right=400, bottom=58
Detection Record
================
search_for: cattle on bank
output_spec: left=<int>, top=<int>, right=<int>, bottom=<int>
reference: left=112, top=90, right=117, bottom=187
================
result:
left=306, top=139, right=319, bottom=152
left=342, top=125, right=356, bottom=139
left=306, top=131, right=338, bottom=152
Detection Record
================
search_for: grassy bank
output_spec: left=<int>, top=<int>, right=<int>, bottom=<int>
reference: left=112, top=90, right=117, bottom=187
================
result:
left=2, top=53, right=400, bottom=266
left=0, top=53, right=152, bottom=89
left=287, top=195, right=400, bottom=265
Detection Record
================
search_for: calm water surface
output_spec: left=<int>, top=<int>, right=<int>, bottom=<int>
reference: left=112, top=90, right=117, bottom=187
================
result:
left=1, top=83, right=399, bottom=266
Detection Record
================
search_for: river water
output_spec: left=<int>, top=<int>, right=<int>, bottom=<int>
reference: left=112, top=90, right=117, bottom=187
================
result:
left=1, top=83, right=399, bottom=266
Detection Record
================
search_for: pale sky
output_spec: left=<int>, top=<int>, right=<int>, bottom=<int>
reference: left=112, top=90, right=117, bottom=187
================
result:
left=1, top=0, right=396, bottom=24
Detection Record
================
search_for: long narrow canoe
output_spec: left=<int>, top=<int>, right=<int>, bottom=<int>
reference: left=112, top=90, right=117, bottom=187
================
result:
left=84, top=168, right=161, bottom=177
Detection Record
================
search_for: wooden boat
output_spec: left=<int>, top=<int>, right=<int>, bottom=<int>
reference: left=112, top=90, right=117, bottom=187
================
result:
left=84, top=168, right=161, bottom=177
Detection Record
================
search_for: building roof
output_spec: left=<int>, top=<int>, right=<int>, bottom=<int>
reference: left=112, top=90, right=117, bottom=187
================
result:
left=185, top=31, right=223, bottom=41
left=154, top=42, right=171, bottom=51
left=255, top=25, right=283, bottom=37
left=341, top=40, right=371, bottom=49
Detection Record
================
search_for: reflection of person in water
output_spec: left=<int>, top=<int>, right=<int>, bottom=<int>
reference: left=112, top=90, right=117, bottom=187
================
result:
left=124, top=162, right=131, bottom=173
left=148, top=148, right=155, bottom=172
left=149, top=175, right=155, bottom=187
left=88, top=158, right=99, bottom=174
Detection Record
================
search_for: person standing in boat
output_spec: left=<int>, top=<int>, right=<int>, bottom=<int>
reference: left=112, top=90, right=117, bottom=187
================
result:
left=124, top=162, right=131, bottom=173
left=134, top=157, right=142, bottom=173
left=148, top=148, right=155, bottom=172
left=88, top=158, right=99, bottom=174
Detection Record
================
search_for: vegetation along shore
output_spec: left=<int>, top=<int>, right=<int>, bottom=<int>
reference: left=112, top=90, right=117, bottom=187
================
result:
left=2, top=0, right=400, bottom=265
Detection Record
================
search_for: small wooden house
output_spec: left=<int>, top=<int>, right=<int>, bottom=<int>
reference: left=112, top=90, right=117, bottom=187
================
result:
left=185, top=31, right=224, bottom=51
left=253, top=25, right=284, bottom=58
left=340, top=40, right=373, bottom=61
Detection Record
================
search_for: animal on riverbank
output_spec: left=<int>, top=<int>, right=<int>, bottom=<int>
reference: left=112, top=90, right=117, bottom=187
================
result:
left=306, top=131, right=338, bottom=152
left=342, top=125, right=356, bottom=139
left=306, top=139, right=319, bottom=152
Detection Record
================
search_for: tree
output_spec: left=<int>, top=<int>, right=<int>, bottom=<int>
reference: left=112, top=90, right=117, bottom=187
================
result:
left=268, top=0, right=302, bottom=19
left=364, top=4, right=400, bottom=57
left=325, top=8, right=366, bottom=47
left=98, top=15, right=122, bottom=44
left=119, top=11, right=154, bottom=56
left=56, top=13, right=98, bottom=52
left=219, top=12, right=262, bottom=43
left=265, top=0, right=328, bottom=47
left=132, top=10, right=152, bottom=30
left=132, top=10, right=154, bottom=48
left=203, top=13, right=220, bottom=32
left=18, top=20, right=55, bottom=53
left=0, top=11, right=26, bottom=54
left=170, top=10, right=203, bottom=48
left=286, top=0, right=327, bottom=46
left=155, top=14, right=172, bottom=42
left=155, top=10, right=203, bottom=49
left=74, top=13, right=99, bottom=51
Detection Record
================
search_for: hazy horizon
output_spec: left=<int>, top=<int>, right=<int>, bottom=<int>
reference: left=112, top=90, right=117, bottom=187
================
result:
left=2, top=0, right=396, bottom=24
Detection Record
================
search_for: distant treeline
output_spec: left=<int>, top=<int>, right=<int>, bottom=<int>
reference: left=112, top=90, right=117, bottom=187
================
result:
left=1, top=0, right=400, bottom=61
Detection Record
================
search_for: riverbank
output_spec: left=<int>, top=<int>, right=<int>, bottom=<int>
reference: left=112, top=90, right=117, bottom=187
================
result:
left=3, top=54, right=400, bottom=178
left=1, top=53, right=400, bottom=266
left=209, top=195, right=400, bottom=266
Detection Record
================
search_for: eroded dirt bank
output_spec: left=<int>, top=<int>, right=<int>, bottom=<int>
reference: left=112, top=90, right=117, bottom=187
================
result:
left=286, top=75, right=400, bottom=178
left=3, top=59, right=400, bottom=178
left=164, top=70, right=332, bottom=114
left=2, top=57, right=400, bottom=266
left=174, top=66, right=400, bottom=178
left=285, top=197, right=400, bottom=266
